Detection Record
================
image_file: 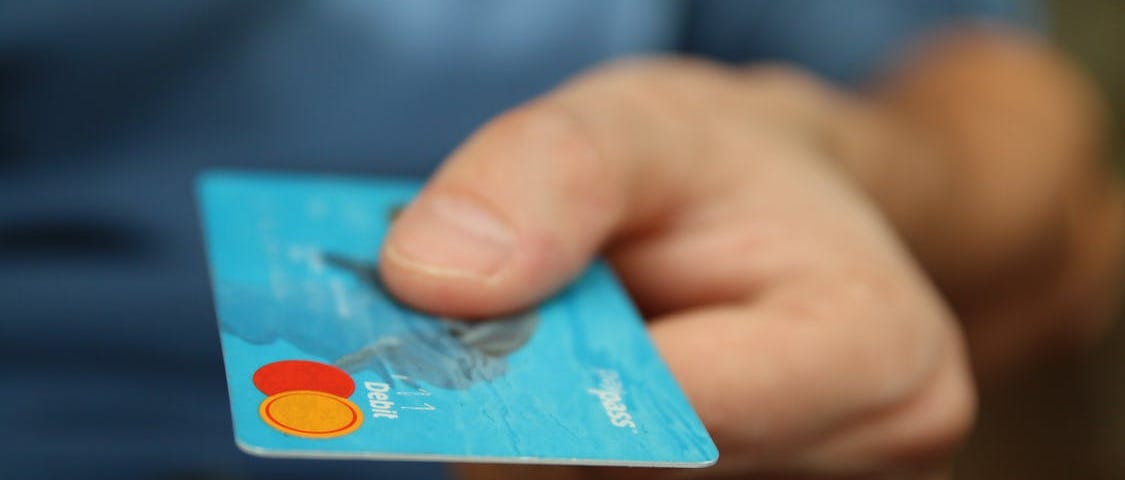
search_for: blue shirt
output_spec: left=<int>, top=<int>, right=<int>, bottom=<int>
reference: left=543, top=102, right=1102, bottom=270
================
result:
left=0, top=1, right=1039, bottom=478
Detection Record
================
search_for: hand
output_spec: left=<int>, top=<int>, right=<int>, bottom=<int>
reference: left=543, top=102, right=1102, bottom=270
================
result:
left=377, top=58, right=973, bottom=479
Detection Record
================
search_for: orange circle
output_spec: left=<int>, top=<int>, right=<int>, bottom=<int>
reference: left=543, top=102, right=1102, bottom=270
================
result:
left=253, top=360, right=355, bottom=397
left=260, top=390, right=364, bottom=439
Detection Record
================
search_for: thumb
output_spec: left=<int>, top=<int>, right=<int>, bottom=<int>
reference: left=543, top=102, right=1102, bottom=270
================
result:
left=379, top=61, right=751, bottom=318
left=378, top=100, right=669, bottom=318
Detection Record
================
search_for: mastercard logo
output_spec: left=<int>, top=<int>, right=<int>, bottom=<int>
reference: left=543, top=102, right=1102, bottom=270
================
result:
left=253, top=360, right=364, bottom=439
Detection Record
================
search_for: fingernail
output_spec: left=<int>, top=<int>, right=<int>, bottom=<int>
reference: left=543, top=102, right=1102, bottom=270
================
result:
left=384, top=194, right=515, bottom=280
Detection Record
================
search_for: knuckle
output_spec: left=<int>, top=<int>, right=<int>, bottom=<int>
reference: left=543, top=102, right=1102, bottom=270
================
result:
left=582, top=56, right=724, bottom=85
left=490, top=103, right=603, bottom=179
left=741, top=63, right=825, bottom=92
left=736, top=63, right=841, bottom=121
left=883, top=359, right=977, bottom=469
left=570, top=57, right=735, bottom=114
left=491, top=101, right=625, bottom=235
left=849, top=275, right=952, bottom=406
left=782, top=260, right=957, bottom=411
left=830, top=271, right=974, bottom=468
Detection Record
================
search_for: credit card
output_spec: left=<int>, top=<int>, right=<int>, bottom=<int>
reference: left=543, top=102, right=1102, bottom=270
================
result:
left=197, top=170, right=718, bottom=467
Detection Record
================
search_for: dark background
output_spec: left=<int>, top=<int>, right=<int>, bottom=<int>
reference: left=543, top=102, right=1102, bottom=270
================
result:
left=956, top=2, right=1125, bottom=478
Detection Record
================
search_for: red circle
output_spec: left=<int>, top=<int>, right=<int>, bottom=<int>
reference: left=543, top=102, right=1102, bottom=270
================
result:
left=253, top=360, right=355, bottom=397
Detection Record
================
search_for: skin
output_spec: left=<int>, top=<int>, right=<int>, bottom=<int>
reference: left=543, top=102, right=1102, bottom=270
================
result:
left=376, top=26, right=1125, bottom=480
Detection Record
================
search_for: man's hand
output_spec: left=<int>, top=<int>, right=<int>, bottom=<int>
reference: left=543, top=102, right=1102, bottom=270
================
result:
left=376, top=25, right=1124, bottom=480
left=377, top=59, right=974, bottom=478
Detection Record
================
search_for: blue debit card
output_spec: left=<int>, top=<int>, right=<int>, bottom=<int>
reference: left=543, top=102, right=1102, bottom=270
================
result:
left=197, top=170, right=718, bottom=467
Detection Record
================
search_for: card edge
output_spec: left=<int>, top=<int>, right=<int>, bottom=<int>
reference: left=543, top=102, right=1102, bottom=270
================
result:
left=235, top=439, right=718, bottom=468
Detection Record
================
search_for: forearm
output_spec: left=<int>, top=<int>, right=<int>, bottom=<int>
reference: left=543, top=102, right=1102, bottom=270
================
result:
left=828, top=27, right=1125, bottom=380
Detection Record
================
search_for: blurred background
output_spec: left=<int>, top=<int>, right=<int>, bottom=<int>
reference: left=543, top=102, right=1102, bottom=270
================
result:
left=956, top=2, right=1125, bottom=479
